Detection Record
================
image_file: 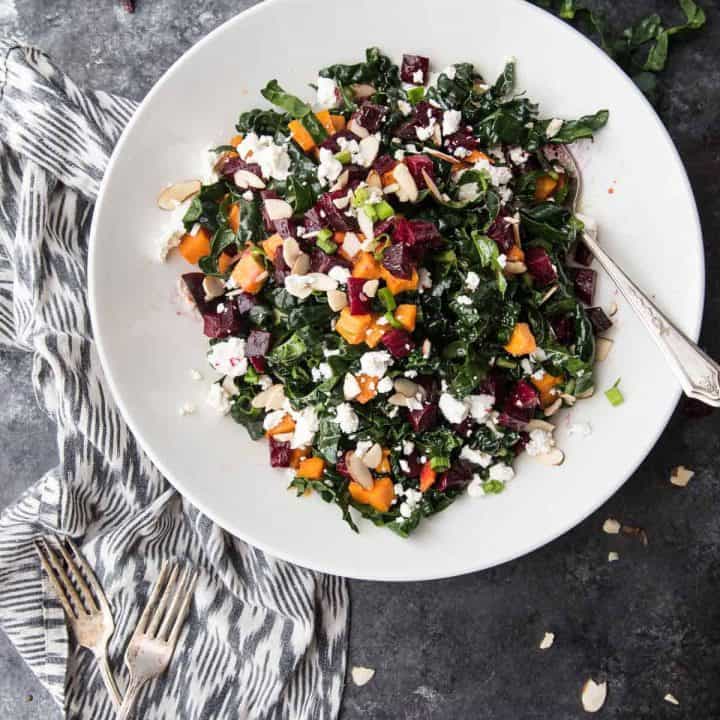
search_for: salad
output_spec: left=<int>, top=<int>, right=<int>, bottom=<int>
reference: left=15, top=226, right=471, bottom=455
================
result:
left=160, top=49, right=612, bottom=536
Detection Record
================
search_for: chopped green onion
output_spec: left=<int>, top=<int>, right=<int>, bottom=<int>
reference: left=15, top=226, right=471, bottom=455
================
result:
left=316, top=229, right=337, bottom=254
left=407, top=86, right=425, bottom=104
left=352, top=187, right=369, bottom=207
left=363, top=204, right=378, bottom=222
left=430, top=455, right=450, bottom=472
left=605, top=378, right=624, bottom=406
left=243, top=367, right=259, bottom=385
left=378, top=287, right=396, bottom=311
left=495, top=357, right=517, bottom=370
left=375, top=200, right=395, bottom=220
left=482, top=480, right=505, bottom=495
left=384, top=312, right=403, bottom=329
left=334, top=149, right=352, bottom=164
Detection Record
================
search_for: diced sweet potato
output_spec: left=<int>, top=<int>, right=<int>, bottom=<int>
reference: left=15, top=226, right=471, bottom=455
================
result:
left=394, top=304, right=417, bottom=332
left=262, top=233, right=284, bottom=260
left=266, top=414, right=296, bottom=437
left=504, top=323, right=537, bottom=357
left=348, top=477, right=395, bottom=512
left=534, top=175, right=559, bottom=201
left=352, top=251, right=382, bottom=280
left=231, top=251, right=267, bottom=294
left=296, top=456, right=326, bottom=480
left=355, top=374, right=378, bottom=404
left=178, top=227, right=212, bottom=265
left=335, top=306, right=373, bottom=345
left=380, top=267, right=419, bottom=295
left=288, top=119, right=315, bottom=152
left=531, top=372, right=564, bottom=408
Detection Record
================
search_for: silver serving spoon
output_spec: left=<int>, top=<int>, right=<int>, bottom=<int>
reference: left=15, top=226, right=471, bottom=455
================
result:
left=544, top=145, right=720, bottom=407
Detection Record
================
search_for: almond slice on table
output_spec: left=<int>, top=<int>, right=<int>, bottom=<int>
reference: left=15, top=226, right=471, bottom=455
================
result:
left=670, top=465, right=694, bottom=487
left=595, top=337, right=614, bottom=362
left=581, top=679, right=607, bottom=713
left=602, top=518, right=621, bottom=534
left=539, top=632, right=555, bottom=650
left=157, top=180, right=201, bottom=210
left=351, top=666, right=375, bottom=687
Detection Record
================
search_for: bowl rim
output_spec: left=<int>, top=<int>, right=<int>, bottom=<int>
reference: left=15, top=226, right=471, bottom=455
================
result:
left=88, top=0, right=705, bottom=581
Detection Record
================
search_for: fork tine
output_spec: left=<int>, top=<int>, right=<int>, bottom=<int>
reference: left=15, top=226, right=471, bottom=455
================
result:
left=135, top=561, right=172, bottom=635
left=55, top=540, right=99, bottom=613
left=38, top=538, right=87, bottom=616
left=66, top=539, right=111, bottom=615
left=146, top=564, right=180, bottom=638
left=168, top=570, right=198, bottom=648
left=157, top=566, right=191, bottom=641
left=34, top=540, right=79, bottom=620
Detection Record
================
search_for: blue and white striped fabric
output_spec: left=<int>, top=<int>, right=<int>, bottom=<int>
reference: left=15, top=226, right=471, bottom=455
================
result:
left=0, top=42, right=349, bottom=719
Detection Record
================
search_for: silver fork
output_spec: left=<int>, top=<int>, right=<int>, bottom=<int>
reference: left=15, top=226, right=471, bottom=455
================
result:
left=544, top=144, right=720, bottom=407
left=118, top=561, right=198, bottom=719
left=34, top=536, right=123, bottom=708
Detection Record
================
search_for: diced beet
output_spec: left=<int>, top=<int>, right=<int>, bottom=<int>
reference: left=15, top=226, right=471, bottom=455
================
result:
left=405, top=154, right=434, bottom=189
left=182, top=273, right=218, bottom=315
left=395, top=119, right=423, bottom=141
left=478, top=371, right=505, bottom=404
left=374, top=216, right=396, bottom=237
left=587, top=307, right=613, bottom=334
left=551, top=315, right=575, bottom=345
left=415, top=101, right=443, bottom=127
left=382, top=328, right=415, bottom=358
left=572, top=268, right=597, bottom=305
left=393, top=218, right=442, bottom=260
left=497, top=403, right=532, bottom=431
left=273, top=246, right=291, bottom=285
left=525, top=246, right=557, bottom=287
left=400, top=54, right=429, bottom=84
left=517, top=432, right=530, bottom=452
left=415, top=374, right=440, bottom=402
left=444, top=127, right=477, bottom=156
left=336, top=451, right=352, bottom=478
left=317, top=193, right=358, bottom=233
left=573, top=240, right=594, bottom=267
left=309, top=247, right=351, bottom=274
left=217, top=154, right=262, bottom=180
left=203, top=302, right=244, bottom=339
left=303, top=206, right=324, bottom=232
left=373, top=154, right=397, bottom=175
left=247, top=329, right=271, bottom=358
left=351, top=103, right=387, bottom=133
left=319, top=129, right=358, bottom=153
left=487, top=208, right=515, bottom=254
left=436, top=461, right=473, bottom=493
left=273, top=218, right=296, bottom=239
left=249, top=357, right=266, bottom=373
left=269, top=438, right=291, bottom=468
left=408, top=402, right=438, bottom=432
left=260, top=189, right=280, bottom=233
left=508, top=380, right=540, bottom=410
left=234, top=292, right=258, bottom=315
left=452, top=418, right=474, bottom=438
left=346, top=277, right=372, bottom=315
left=344, top=164, right=368, bottom=188
left=402, top=452, right=422, bottom=478
left=381, top=242, right=415, bottom=279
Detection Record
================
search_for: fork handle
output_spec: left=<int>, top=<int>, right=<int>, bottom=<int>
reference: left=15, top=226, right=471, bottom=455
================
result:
left=96, top=651, right=123, bottom=709
left=582, top=231, right=720, bottom=406
left=118, top=678, right=147, bottom=720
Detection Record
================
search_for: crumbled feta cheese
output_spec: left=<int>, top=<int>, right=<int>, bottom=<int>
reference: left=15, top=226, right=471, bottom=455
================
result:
left=360, top=351, right=393, bottom=379
left=453, top=146, right=471, bottom=159
left=179, top=402, right=196, bottom=416
left=317, top=148, right=344, bottom=187
left=439, top=393, right=469, bottom=424
left=398, top=100, right=412, bottom=116
left=418, top=267, right=432, bottom=291
left=263, top=409, right=287, bottom=431
left=402, top=440, right=415, bottom=456
left=465, top=272, right=480, bottom=291
left=412, top=69, right=424, bottom=84
left=545, top=118, right=564, bottom=139
left=467, top=475, right=486, bottom=498
left=421, top=339, right=431, bottom=359
left=291, top=407, right=319, bottom=449
left=190, top=369, right=203, bottom=381
left=520, top=358, right=533, bottom=375
left=311, top=363, right=333, bottom=382
left=442, top=109, right=462, bottom=137
left=344, top=373, right=362, bottom=400
left=207, top=338, right=247, bottom=377
left=456, top=295, right=473, bottom=306
left=525, top=428, right=555, bottom=457
left=399, top=459, right=410, bottom=474
left=237, top=133, right=291, bottom=181
left=460, top=446, right=493, bottom=468
left=497, top=253, right=507, bottom=268
left=404, top=370, right=418, bottom=378
left=206, top=383, right=231, bottom=415
left=415, top=118, right=437, bottom=142
left=377, top=376, right=394, bottom=394
left=489, top=463, right=515, bottom=482
left=393, top=149, right=406, bottom=161
left=568, top=422, right=592, bottom=437
left=316, top=76, right=338, bottom=108
left=442, top=65, right=457, bottom=80
left=242, top=190, right=254, bottom=201
left=457, top=182, right=480, bottom=203
left=328, top=265, right=351, bottom=285
left=258, top=374, right=273, bottom=390
left=508, top=146, right=529, bottom=165
left=474, top=156, right=513, bottom=187
left=334, top=403, right=359, bottom=434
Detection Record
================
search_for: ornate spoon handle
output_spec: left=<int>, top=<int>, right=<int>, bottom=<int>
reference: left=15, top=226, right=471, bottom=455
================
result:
left=582, top=231, right=720, bottom=407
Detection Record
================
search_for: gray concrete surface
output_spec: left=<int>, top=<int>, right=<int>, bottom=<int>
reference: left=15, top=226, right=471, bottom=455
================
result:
left=1, top=1, right=719, bottom=718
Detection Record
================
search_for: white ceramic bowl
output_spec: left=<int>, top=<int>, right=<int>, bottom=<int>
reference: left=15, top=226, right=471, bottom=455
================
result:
left=89, top=0, right=704, bottom=580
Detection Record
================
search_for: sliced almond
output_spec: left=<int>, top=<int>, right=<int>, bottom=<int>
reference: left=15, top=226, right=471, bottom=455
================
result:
left=602, top=518, right=621, bottom=534
left=595, top=337, right=614, bottom=362
left=607, top=301, right=619, bottom=317
left=333, top=193, right=352, bottom=210
left=357, top=207, right=375, bottom=241
left=202, top=276, right=226, bottom=301
left=383, top=182, right=400, bottom=194
left=264, top=198, right=293, bottom=221
left=282, top=237, right=302, bottom=267
left=344, top=373, right=361, bottom=401
left=366, top=170, right=382, bottom=189
left=393, top=163, right=419, bottom=203
left=539, top=286, right=559, bottom=306
left=251, top=384, right=286, bottom=410
left=394, top=378, right=419, bottom=398
left=431, top=124, right=442, bottom=146
left=362, top=279, right=379, bottom=298
left=608, top=551, right=620, bottom=562
left=350, top=666, right=375, bottom=687
left=309, top=273, right=339, bottom=292
left=512, top=222, right=521, bottom=247
left=504, top=260, right=527, bottom=274
left=581, top=679, right=607, bottom=713
left=421, top=169, right=444, bottom=204
left=664, top=693, right=680, bottom=706
left=351, top=84, right=376, bottom=100
left=330, top=169, right=350, bottom=192
left=535, top=448, right=564, bottom=466
left=327, top=289, right=348, bottom=312
left=234, top=169, right=266, bottom=189
left=347, top=451, right=374, bottom=489
left=157, top=180, right=201, bottom=210
left=670, top=465, right=694, bottom=487
left=424, top=147, right=461, bottom=165
left=543, top=398, right=563, bottom=417
left=291, top=253, right=310, bottom=276
left=358, top=135, right=380, bottom=167
left=527, top=419, right=555, bottom=433
left=347, top=117, right=370, bottom=139
left=361, top=443, right=383, bottom=469
left=539, top=632, right=555, bottom=650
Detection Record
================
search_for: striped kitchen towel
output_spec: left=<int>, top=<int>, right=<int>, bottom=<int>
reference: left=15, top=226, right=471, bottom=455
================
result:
left=0, top=42, right=348, bottom=719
